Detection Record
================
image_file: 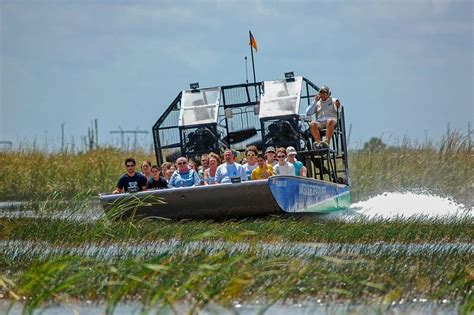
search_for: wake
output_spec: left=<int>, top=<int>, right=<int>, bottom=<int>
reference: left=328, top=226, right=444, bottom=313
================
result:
left=344, top=191, right=472, bottom=220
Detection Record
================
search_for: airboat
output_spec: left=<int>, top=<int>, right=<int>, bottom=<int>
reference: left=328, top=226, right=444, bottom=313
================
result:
left=100, top=74, right=351, bottom=219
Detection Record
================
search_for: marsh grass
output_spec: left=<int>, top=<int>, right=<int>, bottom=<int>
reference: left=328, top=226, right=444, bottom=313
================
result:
left=1, top=252, right=472, bottom=314
left=350, top=130, right=473, bottom=205
left=2, top=215, right=473, bottom=244
left=1, top=132, right=473, bottom=205
left=1, top=132, right=473, bottom=313
left=0, top=147, right=154, bottom=201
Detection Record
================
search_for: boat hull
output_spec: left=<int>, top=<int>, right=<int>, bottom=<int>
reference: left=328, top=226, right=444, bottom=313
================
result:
left=99, top=176, right=351, bottom=220
left=100, top=179, right=281, bottom=220
left=268, top=176, right=351, bottom=213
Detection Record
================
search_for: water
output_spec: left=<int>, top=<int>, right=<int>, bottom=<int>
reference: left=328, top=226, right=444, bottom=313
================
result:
left=1, top=300, right=462, bottom=315
left=1, top=191, right=472, bottom=222
left=349, top=191, right=472, bottom=220
left=2, top=239, right=472, bottom=261
left=1, top=191, right=471, bottom=314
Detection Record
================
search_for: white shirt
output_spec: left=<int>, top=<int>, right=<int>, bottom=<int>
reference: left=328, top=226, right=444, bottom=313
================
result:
left=273, top=162, right=295, bottom=176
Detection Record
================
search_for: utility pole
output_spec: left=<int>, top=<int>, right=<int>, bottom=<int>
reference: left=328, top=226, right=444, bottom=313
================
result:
left=110, top=127, right=148, bottom=150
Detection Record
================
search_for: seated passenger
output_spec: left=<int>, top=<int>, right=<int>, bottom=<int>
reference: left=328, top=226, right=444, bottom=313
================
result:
left=273, top=147, right=295, bottom=176
left=147, top=165, right=168, bottom=190
left=188, top=159, right=198, bottom=172
left=198, top=154, right=209, bottom=178
left=286, top=146, right=307, bottom=177
left=243, top=145, right=258, bottom=180
left=265, top=146, right=277, bottom=166
left=169, top=157, right=201, bottom=188
left=164, top=169, right=173, bottom=183
left=215, top=149, right=247, bottom=184
left=140, top=160, right=153, bottom=181
left=251, top=154, right=274, bottom=180
left=113, top=157, right=147, bottom=194
left=305, top=85, right=342, bottom=148
left=203, top=152, right=221, bottom=185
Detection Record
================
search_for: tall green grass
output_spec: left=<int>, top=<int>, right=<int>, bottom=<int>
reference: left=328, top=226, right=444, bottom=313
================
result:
left=1, top=252, right=472, bottom=314
left=350, top=130, right=473, bottom=204
left=0, top=147, right=155, bottom=201
left=1, top=132, right=472, bottom=204
left=1, top=216, right=473, bottom=244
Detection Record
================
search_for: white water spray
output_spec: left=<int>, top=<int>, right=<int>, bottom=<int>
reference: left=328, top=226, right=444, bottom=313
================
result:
left=349, top=191, right=472, bottom=220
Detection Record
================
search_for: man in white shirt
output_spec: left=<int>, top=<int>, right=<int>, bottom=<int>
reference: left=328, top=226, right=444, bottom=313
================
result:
left=306, top=86, right=342, bottom=149
left=215, top=149, right=247, bottom=184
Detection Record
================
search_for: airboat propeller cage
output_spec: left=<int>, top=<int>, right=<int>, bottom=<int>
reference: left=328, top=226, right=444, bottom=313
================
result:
left=151, top=75, right=349, bottom=185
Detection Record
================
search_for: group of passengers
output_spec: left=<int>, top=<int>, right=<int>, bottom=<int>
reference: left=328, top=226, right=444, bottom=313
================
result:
left=113, top=145, right=307, bottom=193
left=113, top=85, right=340, bottom=194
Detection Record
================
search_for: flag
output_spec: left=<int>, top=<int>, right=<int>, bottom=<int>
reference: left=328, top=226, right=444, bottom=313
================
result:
left=249, top=31, right=258, bottom=52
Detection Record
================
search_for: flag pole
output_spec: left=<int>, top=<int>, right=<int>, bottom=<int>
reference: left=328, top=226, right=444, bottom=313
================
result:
left=249, top=30, right=258, bottom=100
left=245, top=56, right=248, bottom=83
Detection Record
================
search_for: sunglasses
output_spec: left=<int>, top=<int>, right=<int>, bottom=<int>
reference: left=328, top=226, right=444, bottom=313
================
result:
left=126, top=164, right=135, bottom=167
left=277, top=155, right=286, bottom=158
left=320, top=91, right=328, bottom=94
left=246, top=153, right=256, bottom=157
left=177, top=162, right=187, bottom=165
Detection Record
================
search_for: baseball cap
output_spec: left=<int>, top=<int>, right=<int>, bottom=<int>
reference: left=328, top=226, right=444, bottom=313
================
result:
left=265, top=146, right=276, bottom=153
left=286, top=146, right=297, bottom=155
left=319, top=86, right=330, bottom=93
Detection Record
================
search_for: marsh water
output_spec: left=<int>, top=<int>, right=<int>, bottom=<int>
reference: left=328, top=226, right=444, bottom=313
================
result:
left=1, top=191, right=471, bottom=314
left=1, top=300, right=462, bottom=315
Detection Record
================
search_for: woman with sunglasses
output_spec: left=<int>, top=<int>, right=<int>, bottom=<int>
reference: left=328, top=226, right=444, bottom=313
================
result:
left=169, top=157, right=201, bottom=188
left=272, top=147, right=295, bottom=176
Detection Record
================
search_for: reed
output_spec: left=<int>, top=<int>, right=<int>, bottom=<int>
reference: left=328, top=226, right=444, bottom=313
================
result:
left=350, top=130, right=473, bottom=204
left=1, top=132, right=472, bottom=313
left=0, top=147, right=154, bottom=201
left=1, top=132, right=472, bottom=205
left=1, top=215, right=472, bottom=245
left=1, top=251, right=472, bottom=314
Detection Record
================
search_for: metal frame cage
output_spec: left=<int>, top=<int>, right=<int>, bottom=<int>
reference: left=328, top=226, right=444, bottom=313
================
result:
left=152, top=76, right=350, bottom=184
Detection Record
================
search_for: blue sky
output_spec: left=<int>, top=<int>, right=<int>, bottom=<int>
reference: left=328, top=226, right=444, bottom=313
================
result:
left=1, top=0, right=472, bottom=149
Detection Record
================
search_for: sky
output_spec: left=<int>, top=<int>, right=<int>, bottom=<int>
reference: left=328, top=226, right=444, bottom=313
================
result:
left=1, top=0, right=473, bottom=150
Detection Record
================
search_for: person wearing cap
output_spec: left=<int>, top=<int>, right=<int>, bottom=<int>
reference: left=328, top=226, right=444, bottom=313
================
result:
left=305, top=85, right=342, bottom=149
left=286, top=146, right=307, bottom=177
left=215, top=149, right=247, bottom=184
left=273, top=147, right=295, bottom=176
left=264, top=146, right=278, bottom=166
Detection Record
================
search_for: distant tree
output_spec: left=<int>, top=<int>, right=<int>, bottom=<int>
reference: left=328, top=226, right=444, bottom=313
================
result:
left=363, top=137, right=387, bottom=152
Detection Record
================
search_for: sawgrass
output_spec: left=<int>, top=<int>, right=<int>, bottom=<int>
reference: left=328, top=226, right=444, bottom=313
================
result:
left=1, top=131, right=472, bottom=205
left=0, top=147, right=155, bottom=201
left=1, top=215, right=473, bottom=244
left=1, top=251, right=472, bottom=314
left=350, top=130, right=473, bottom=205
left=1, top=132, right=472, bottom=313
